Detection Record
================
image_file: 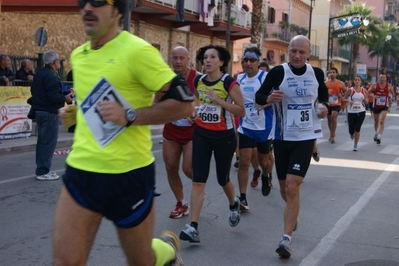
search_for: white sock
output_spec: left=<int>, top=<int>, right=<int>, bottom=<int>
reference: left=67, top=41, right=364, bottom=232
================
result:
left=282, top=234, right=291, bottom=242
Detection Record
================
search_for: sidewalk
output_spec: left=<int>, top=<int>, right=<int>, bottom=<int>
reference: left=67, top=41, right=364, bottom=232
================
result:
left=0, top=124, right=164, bottom=155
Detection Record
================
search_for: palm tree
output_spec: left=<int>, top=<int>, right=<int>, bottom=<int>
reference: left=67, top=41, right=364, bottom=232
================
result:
left=337, top=3, right=382, bottom=79
left=367, top=22, right=399, bottom=75
left=250, top=0, right=263, bottom=47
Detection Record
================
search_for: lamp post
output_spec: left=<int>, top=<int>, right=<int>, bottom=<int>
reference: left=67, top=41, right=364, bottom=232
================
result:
left=375, top=34, right=392, bottom=81
left=308, top=0, right=315, bottom=41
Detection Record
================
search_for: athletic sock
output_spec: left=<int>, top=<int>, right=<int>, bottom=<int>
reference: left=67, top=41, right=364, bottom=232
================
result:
left=230, top=201, right=238, bottom=211
left=240, top=193, right=246, bottom=200
left=190, top=221, right=198, bottom=230
left=282, top=234, right=292, bottom=242
left=152, top=238, right=175, bottom=266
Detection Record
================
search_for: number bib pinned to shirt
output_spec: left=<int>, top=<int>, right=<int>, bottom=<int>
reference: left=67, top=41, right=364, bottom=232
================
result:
left=198, top=104, right=221, bottom=123
left=80, top=77, right=132, bottom=147
left=286, top=103, right=313, bottom=130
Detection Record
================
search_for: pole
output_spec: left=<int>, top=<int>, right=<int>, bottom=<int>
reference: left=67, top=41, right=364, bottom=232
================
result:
left=308, top=0, right=314, bottom=41
left=226, top=0, right=231, bottom=50
left=376, top=50, right=380, bottom=81
left=327, top=17, right=332, bottom=71
left=123, top=0, right=134, bottom=31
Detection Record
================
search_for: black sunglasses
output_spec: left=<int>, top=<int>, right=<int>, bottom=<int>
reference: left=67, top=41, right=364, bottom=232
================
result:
left=78, top=0, right=114, bottom=9
left=243, top=58, right=258, bottom=63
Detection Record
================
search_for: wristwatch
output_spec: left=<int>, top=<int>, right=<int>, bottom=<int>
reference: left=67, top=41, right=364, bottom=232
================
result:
left=125, top=108, right=137, bottom=127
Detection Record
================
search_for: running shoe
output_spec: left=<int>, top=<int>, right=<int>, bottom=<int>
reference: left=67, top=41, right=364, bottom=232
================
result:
left=261, top=175, right=271, bottom=196
left=36, top=172, right=60, bottom=181
left=329, top=137, right=335, bottom=144
left=169, top=201, right=189, bottom=219
left=312, top=151, right=320, bottom=162
left=276, top=236, right=291, bottom=258
left=353, top=144, right=358, bottom=151
left=228, top=197, right=241, bottom=227
left=159, top=230, right=184, bottom=266
left=233, top=160, right=239, bottom=169
left=239, top=197, right=249, bottom=211
left=374, top=134, right=378, bottom=142
left=179, top=224, right=200, bottom=243
left=350, top=134, right=354, bottom=140
left=250, top=170, right=261, bottom=188
left=376, top=138, right=381, bottom=144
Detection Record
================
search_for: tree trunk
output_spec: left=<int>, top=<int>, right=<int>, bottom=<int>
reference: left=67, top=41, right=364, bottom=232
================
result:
left=352, top=42, right=360, bottom=80
left=250, top=0, right=263, bottom=47
left=381, top=56, right=388, bottom=74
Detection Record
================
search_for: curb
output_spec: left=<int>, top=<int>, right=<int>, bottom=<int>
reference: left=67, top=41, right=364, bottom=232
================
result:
left=0, top=125, right=164, bottom=156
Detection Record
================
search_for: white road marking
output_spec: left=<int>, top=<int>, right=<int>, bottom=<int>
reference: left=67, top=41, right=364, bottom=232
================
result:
left=300, top=157, right=399, bottom=266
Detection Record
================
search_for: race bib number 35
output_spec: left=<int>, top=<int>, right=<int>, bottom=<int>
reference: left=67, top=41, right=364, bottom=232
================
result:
left=286, top=103, right=313, bottom=130
left=80, top=77, right=132, bottom=147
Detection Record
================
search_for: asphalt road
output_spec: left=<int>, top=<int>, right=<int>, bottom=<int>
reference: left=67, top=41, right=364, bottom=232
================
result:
left=1, top=108, right=399, bottom=266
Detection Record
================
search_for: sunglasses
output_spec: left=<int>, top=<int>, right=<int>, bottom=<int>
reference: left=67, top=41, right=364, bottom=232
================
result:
left=78, top=0, right=114, bottom=9
left=243, top=58, right=258, bottom=63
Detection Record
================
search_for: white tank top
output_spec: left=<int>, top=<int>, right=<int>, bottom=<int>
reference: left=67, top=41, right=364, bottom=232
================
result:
left=348, top=87, right=366, bottom=113
left=275, top=63, right=323, bottom=141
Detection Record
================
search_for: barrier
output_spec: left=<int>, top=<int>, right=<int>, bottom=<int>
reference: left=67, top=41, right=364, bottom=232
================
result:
left=0, top=86, right=32, bottom=140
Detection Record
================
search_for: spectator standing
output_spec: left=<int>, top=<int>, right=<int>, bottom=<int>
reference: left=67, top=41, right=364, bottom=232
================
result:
left=179, top=44, right=245, bottom=243
left=163, top=46, right=201, bottom=219
left=0, top=54, right=15, bottom=86
left=256, top=35, right=328, bottom=258
left=54, top=1, right=193, bottom=265
left=15, top=59, right=34, bottom=86
left=30, top=50, right=73, bottom=180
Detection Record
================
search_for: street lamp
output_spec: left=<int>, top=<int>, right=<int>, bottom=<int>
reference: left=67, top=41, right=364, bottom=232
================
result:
left=308, top=0, right=315, bottom=41
left=375, top=34, right=392, bottom=80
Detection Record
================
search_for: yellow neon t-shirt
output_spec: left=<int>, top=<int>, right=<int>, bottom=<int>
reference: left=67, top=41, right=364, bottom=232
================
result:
left=66, top=31, right=175, bottom=173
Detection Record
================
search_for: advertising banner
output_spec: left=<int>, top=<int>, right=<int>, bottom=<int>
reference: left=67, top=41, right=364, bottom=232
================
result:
left=357, top=64, right=368, bottom=79
left=332, top=14, right=362, bottom=38
left=0, top=86, right=32, bottom=140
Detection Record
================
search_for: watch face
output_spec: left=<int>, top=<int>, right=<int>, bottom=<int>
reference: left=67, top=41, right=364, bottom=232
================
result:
left=126, top=109, right=136, bottom=121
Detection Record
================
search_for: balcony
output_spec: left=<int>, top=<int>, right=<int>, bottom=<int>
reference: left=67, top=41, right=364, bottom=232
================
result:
left=337, top=49, right=351, bottom=60
left=264, top=25, right=291, bottom=44
left=133, top=0, right=251, bottom=40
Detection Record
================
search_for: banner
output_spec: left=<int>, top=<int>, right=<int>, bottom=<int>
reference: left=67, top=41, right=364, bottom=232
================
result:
left=332, top=14, right=362, bottom=38
left=357, top=64, right=367, bottom=79
left=0, top=86, right=32, bottom=140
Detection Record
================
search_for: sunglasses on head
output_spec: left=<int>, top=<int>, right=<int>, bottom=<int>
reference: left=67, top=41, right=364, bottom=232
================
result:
left=243, top=58, right=258, bottom=63
left=78, top=0, right=114, bottom=9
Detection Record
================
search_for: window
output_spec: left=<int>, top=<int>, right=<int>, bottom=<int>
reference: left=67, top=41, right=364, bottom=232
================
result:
left=282, top=12, right=288, bottom=22
left=268, top=7, right=276, bottom=24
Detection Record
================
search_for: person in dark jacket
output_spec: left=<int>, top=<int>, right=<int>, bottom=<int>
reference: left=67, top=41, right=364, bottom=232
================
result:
left=0, top=54, right=15, bottom=86
left=15, top=59, right=34, bottom=86
left=30, top=50, right=73, bottom=181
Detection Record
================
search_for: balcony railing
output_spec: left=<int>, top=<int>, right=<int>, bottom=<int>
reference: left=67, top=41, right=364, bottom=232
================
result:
left=264, top=25, right=291, bottom=42
left=147, top=0, right=251, bottom=28
left=337, top=49, right=350, bottom=60
left=216, top=3, right=252, bottom=28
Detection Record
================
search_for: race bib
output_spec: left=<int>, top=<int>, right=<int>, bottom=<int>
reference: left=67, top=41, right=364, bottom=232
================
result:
left=80, top=77, right=132, bottom=148
left=351, top=102, right=362, bottom=110
left=329, top=95, right=339, bottom=105
left=245, top=102, right=260, bottom=122
left=286, top=103, right=313, bottom=130
left=376, top=96, right=386, bottom=106
left=198, top=104, right=221, bottom=123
